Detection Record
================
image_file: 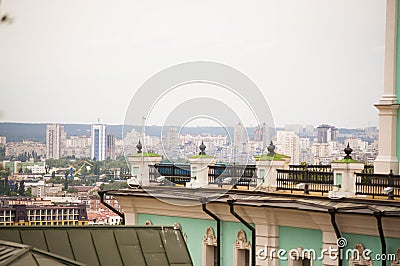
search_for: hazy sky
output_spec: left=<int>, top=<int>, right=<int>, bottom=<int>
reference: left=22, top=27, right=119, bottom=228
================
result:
left=0, top=0, right=386, bottom=128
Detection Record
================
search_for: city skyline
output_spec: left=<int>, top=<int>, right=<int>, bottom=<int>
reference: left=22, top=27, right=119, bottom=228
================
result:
left=0, top=0, right=385, bottom=128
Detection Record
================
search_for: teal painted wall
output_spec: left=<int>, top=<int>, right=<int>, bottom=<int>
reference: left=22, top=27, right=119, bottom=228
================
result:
left=342, top=233, right=400, bottom=266
left=137, top=213, right=252, bottom=266
left=221, top=221, right=252, bottom=266
left=278, top=226, right=323, bottom=266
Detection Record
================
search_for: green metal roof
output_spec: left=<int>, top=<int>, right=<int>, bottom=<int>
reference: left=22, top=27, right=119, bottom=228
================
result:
left=0, top=239, right=84, bottom=266
left=0, top=226, right=193, bottom=266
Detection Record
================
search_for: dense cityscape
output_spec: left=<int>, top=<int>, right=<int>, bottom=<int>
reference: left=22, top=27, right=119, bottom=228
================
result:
left=1, top=1, right=400, bottom=265
left=0, top=121, right=378, bottom=226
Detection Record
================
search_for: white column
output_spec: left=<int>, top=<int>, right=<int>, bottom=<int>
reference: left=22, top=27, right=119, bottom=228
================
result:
left=381, top=0, right=398, bottom=103
left=188, top=156, right=216, bottom=187
left=128, top=154, right=162, bottom=186
left=330, top=162, right=364, bottom=197
left=374, top=104, right=400, bottom=174
left=374, top=0, right=400, bottom=174
left=255, top=158, right=290, bottom=192
left=311, top=213, right=339, bottom=266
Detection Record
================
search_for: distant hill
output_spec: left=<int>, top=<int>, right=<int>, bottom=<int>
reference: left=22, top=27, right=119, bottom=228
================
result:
left=0, top=123, right=130, bottom=142
left=0, top=123, right=256, bottom=143
left=0, top=123, right=47, bottom=142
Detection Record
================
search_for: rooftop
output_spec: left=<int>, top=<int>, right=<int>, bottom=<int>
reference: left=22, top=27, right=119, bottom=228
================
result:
left=105, top=187, right=400, bottom=217
left=0, top=226, right=193, bottom=266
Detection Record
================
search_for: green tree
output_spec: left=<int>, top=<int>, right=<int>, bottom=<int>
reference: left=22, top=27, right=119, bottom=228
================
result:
left=13, top=182, right=19, bottom=194
left=4, top=174, right=10, bottom=196
left=18, top=180, right=25, bottom=196
left=64, top=172, right=69, bottom=191
left=0, top=170, right=5, bottom=195
left=25, top=187, right=32, bottom=197
left=0, top=145, right=5, bottom=161
left=100, top=181, right=128, bottom=191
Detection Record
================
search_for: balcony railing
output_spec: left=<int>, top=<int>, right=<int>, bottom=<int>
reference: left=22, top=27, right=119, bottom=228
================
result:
left=355, top=171, right=400, bottom=199
left=289, top=164, right=332, bottom=172
left=208, top=164, right=257, bottom=189
left=149, top=164, right=191, bottom=185
left=276, top=169, right=334, bottom=195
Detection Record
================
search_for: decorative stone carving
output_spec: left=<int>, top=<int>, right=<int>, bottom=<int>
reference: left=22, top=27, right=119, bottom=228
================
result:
left=349, top=244, right=372, bottom=266
left=391, top=248, right=400, bottom=266
left=234, top=229, right=251, bottom=250
left=202, top=226, right=217, bottom=246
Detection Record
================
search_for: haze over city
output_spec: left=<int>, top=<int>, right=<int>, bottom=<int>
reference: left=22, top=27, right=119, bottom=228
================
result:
left=0, top=0, right=385, bottom=128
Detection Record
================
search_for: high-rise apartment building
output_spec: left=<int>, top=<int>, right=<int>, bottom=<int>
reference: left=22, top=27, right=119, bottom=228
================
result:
left=276, top=131, right=300, bottom=164
left=106, top=135, right=116, bottom=160
left=253, top=123, right=272, bottom=150
left=46, top=124, right=64, bottom=159
left=91, top=124, right=107, bottom=161
left=317, top=124, right=337, bottom=143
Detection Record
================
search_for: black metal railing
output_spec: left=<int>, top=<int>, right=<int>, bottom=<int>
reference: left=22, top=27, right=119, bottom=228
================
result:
left=355, top=171, right=400, bottom=200
left=362, top=164, right=374, bottom=174
left=289, top=164, right=332, bottom=172
left=276, top=169, right=334, bottom=195
left=149, top=164, right=191, bottom=185
left=208, top=164, right=257, bottom=189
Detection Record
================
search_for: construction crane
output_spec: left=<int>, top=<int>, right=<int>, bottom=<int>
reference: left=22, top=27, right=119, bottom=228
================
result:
left=67, top=160, right=94, bottom=179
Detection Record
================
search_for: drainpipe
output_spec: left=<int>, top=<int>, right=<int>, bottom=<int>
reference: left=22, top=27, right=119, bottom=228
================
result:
left=228, top=200, right=256, bottom=266
left=328, top=209, right=342, bottom=266
left=200, top=198, right=220, bottom=266
left=98, top=191, right=125, bottom=225
left=374, top=212, right=386, bottom=266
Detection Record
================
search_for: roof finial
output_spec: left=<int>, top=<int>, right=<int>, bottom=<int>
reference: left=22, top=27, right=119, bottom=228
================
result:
left=267, top=141, right=275, bottom=156
left=136, top=140, right=142, bottom=153
left=199, top=141, right=206, bottom=155
left=344, top=143, right=353, bottom=159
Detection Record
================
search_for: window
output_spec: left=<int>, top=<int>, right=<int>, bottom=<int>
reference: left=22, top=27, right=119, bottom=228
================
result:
left=234, top=230, right=251, bottom=266
left=288, top=247, right=312, bottom=266
left=335, top=173, right=342, bottom=187
left=259, top=169, right=266, bottom=181
left=192, top=167, right=197, bottom=178
left=132, top=167, right=140, bottom=175
left=202, top=227, right=218, bottom=266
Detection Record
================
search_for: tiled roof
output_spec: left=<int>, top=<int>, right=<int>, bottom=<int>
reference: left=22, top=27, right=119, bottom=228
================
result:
left=0, top=226, right=193, bottom=266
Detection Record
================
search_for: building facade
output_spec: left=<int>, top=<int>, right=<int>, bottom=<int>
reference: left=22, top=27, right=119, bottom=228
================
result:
left=0, top=202, right=88, bottom=226
left=46, top=124, right=65, bottom=159
left=106, top=134, right=116, bottom=160
left=91, top=124, right=107, bottom=161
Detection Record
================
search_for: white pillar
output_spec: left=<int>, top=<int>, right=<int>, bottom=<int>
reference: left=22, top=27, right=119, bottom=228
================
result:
left=128, top=154, right=162, bottom=186
left=374, top=0, right=400, bottom=174
left=188, top=156, right=216, bottom=187
left=255, top=157, right=290, bottom=191
left=330, top=161, right=364, bottom=197
left=374, top=104, right=399, bottom=174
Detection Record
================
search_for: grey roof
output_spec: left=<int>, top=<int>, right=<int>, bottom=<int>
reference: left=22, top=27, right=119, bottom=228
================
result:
left=0, top=226, right=193, bottom=266
left=106, top=187, right=400, bottom=216
left=0, top=239, right=84, bottom=266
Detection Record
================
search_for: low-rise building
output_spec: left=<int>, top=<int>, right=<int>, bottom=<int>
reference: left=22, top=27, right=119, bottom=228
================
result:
left=0, top=199, right=88, bottom=226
